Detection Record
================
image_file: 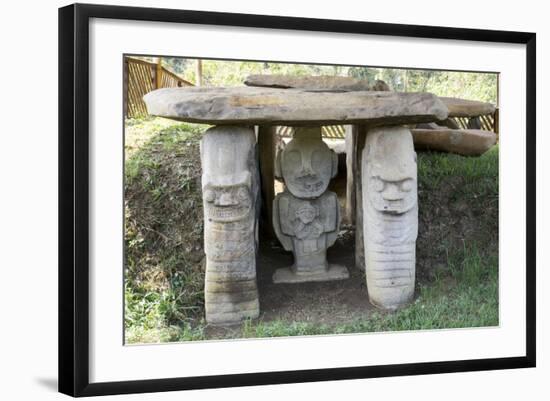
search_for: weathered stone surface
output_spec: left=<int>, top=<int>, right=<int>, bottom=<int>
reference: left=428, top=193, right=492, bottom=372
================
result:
left=354, top=125, right=368, bottom=272
left=276, top=127, right=338, bottom=199
left=439, top=97, right=496, bottom=118
left=344, top=125, right=356, bottom=224
left=244, top=74, right=390, bottom=92
left=201, top=126, right=260, bottom=324
left=411, top=128, right=497, bottom=156
left=273, top=127, right=349, bottom=283
left=257, top=125, right=277, bottom=238
left=415, top=122, right=441, bottom=130
left=362, top=126, right=418, bottom=309
left=439, top=118, right=461, bottom=130
left=144, top=87, right=448, bottom=126
left=272, top=263, right=349, bottom=283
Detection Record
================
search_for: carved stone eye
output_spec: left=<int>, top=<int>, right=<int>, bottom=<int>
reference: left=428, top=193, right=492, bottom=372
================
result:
left=236, top=187, right=248, bottom=201
left=401, top=179, right=413, bottom=192
left=372, top=177, right=385, bottom=192
left=204, top=189, right=216, bottom=202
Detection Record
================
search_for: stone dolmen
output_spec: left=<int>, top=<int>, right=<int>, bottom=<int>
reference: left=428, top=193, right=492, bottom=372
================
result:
left=143, top=75, right=496, bottom=324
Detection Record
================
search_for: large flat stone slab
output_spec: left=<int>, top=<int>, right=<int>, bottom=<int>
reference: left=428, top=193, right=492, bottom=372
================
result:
left=439, top=97, right=496, bottom=117
left=244, top=75, right=494, bottom=118
left=144, top=87, right=448, bottom=125
left=411, top=128, right=497, bottom=156
left=244, top=74, right=390, bottom=91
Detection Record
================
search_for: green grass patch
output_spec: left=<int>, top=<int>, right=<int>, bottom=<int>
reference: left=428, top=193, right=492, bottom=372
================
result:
left=127, top=242, right=498, bottom=343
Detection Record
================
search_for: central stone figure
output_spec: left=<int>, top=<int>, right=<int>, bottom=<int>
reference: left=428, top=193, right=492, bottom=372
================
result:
left=272, top=127, right=350, bottom=283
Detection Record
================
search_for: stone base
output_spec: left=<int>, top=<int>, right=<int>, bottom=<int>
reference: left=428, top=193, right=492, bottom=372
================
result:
left=206, top=307, right=260, bottom=326
left=368, top=295, right=413, bottom=311
left=272, top=264, right=349, bottom=284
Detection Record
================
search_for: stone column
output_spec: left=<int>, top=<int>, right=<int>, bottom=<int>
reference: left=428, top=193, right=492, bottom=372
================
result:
left=200, top=126, right=260, bottom=324
left=344, top=125, right=356, bottom=225
left=361, top=126, right=418, bottom=309
left=257, top=125, right=277, bottom=239
left=354, top=125, right=367, bottom=271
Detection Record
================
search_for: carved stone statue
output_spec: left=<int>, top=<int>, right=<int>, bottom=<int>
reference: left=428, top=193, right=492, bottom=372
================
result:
left=362, top=126, right=418, bottom=309
left=273, top=127, right=349, bottom=283
left=200, top=126, right=260, bottom=324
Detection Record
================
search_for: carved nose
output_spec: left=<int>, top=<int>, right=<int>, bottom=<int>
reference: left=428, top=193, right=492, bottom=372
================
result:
left=217, top=192, right=238, bottom=206
left=297, top=166, right=316, bottom=179
left=382, top=184, right=403, bottom=201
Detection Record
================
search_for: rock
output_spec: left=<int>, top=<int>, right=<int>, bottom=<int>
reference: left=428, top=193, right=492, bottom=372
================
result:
left=244, top=74, right=390, bottom=92
left=272, top=127, right=349, bottom=283
left=371, top=79, right=391, bottom=91
left=439, top=97, right=496, bottom=118
left=415, top=122, right=442, bottom=129
left=200, top=126, right=260, bottom=324
left=362, top=126, right=418, bottom=309
left=438, top=118, right=461, bottom=130
left=411, top=128, right=497, bottom=156
left=354, top=126, right=368, bottom=272
left=144, top=87, right=448, bottom=126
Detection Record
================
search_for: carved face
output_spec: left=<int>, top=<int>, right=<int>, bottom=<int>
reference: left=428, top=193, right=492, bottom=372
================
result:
left=200, top=127, right=257, bottom=224
left=202, top=172, right=252, bottom=223
left=295, top=203, right=318, bottom=224
left=280, top=133, right=337, bottom=199
left=367, top=175, right=416, bottom=214
left=364, top=126, right=417, bottom=214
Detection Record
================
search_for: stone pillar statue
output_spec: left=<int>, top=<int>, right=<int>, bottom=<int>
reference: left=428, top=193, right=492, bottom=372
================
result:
left=200, top=126, right=260, bottom=324
left=272, top=127, right=349, bottom=283
left=362, top=126, right=418, bottom=309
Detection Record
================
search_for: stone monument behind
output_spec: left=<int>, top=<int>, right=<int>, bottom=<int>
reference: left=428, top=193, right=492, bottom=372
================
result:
left=272, top=127, right=349, bottom=283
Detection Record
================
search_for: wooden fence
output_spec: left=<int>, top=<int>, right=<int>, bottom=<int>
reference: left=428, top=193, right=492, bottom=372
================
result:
left=453, top=110, right=498, bottom=133
left=124, top=57, right=194, bottom=118
left=277, top=110, right=498, bottom=140
left=277, top=125, right=347, bottom=139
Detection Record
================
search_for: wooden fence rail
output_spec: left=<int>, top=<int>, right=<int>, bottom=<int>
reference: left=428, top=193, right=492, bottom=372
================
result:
left=124, top=57, right=194, bottom=118
left=277, top=110, right=498, bottom=140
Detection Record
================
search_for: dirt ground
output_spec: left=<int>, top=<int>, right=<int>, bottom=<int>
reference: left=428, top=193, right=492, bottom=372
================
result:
left=257, top=233, right=373, bottom=323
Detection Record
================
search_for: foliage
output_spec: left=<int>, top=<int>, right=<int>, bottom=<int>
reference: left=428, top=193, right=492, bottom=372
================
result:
left=170, top=57, right=497, bottom=103
left=124, top=121, right=207, bottom=344
left=179, top=59, right=353, bottom=87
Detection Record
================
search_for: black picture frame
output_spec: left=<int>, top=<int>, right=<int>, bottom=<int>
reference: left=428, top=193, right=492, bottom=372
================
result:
left=58, top=3, right=536, bottom=397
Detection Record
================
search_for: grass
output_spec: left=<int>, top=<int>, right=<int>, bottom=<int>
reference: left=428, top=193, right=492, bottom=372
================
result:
left=124, top=118, right=207, bottom=344
left=124, top=117, right=499, bottom=344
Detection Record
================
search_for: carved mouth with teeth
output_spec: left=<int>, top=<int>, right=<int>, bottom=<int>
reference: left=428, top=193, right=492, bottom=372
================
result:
left=206, top=204, right=249, bottom=222
left=382, top=200, right=405, bottom=214
left=203, top=184, right=252, bottom=223
left=368, top=176, right=416, bottom=214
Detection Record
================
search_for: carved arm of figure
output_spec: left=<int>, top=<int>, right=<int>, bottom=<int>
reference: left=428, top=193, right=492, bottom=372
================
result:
left=319, top=191, right=340, bottom=248
left=272, top=192, right=294, bottom=251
